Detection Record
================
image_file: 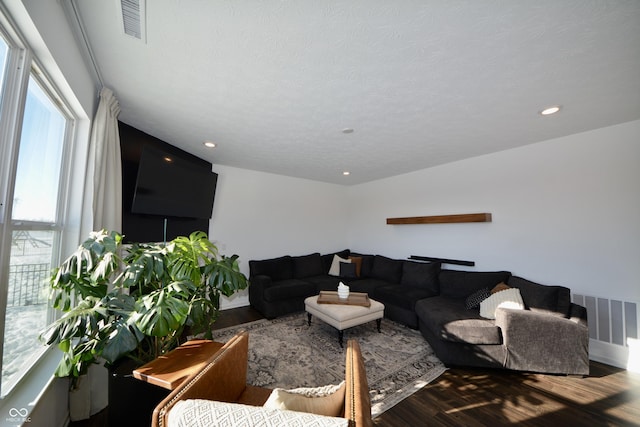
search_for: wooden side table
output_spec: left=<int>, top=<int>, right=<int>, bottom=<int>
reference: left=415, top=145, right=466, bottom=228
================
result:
left=133, top=339, right=224, bottom=390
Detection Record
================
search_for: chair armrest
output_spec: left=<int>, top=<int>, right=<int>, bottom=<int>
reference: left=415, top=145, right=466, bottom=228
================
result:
left=344, top=339, right=373, bottom=427
left=495, top=308, right=589, bottom=375
left=152, top=331, right=250, bottom=427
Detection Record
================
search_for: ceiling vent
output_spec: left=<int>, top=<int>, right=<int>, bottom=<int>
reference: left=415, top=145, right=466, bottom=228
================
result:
left=120, top=0, right=146, bottom=42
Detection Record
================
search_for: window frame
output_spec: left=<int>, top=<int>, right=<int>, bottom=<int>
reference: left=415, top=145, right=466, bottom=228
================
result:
left=0, top=16, right=78, bottom=399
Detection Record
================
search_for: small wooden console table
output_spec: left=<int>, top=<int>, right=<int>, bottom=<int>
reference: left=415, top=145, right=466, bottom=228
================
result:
left=133, top=339, right=224, bottom=390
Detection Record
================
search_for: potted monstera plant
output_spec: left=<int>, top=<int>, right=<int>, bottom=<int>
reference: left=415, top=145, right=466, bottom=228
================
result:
left=39, top=229, right=248, bottom=386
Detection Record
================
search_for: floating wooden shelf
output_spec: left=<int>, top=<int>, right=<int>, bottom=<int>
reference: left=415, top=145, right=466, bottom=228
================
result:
left=386, top=213, right=492, bottom=225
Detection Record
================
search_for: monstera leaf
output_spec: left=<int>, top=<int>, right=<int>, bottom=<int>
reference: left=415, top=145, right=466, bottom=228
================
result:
left=134, top=285, right=190, bottom=337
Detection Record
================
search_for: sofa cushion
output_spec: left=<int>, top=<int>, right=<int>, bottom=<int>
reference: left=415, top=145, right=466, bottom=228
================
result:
left=249, top=256, right=294, bottom=281
left=439, top=270, right=511, bottom=299
left=306, top=275, right=342, bottom=292
left=374, top=284, right=436, bottom=311
left=263, top=279, right=317, bottom=302
left=293, top=253, right=324, bottom=278
left=507, top=276, right=572, bottom=318
left=415, top=296, right=503, bottom=345
left=401, top=261, right=440, bottom=293
left=346, top=278, right=391, bottom=295
left=263, top=381, right=346, bottom=417
left=479, top=288, right=525, bottom=319
left=168, top=400, right=349, bottom=427
left=371, top=255, right=403, bottom=283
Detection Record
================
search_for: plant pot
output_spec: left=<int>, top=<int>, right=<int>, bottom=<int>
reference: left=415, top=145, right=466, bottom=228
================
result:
left=108, top=359, right=169, bottom=427
left=69, top=375, right=91, bottom=421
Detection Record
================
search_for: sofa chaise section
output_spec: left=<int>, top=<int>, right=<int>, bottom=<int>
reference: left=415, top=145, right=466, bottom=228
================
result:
left=415, top=272, right=589, bottom=375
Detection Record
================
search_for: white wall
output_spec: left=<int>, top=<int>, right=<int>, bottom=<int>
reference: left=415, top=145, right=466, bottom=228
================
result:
left=210, top=165, right=351, bottom=308
left=346, top=120, right=640, bottom=304
left=19, top=0, right=96, bottom=116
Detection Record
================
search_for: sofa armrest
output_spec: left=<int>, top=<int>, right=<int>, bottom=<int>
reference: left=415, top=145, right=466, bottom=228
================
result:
left=344, top=339, right=373, bottom=427
left=569, top=302, right=588, bottom=328
left=495, top=308, right=589, bottom=375
left=248, top=275, right=272, bottom=315
left=251, top=274, right=273, bottom=287
left=249, top=275, right=272, bottom=299
left=152, top=331, right=250, bottom=427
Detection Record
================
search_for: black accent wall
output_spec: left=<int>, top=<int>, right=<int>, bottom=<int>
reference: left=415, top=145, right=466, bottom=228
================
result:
left=120, top=121, right=210, bottom=243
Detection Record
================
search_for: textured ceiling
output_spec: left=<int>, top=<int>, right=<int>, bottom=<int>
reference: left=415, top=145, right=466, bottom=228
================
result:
left=71, top=0, right=640, bottom=185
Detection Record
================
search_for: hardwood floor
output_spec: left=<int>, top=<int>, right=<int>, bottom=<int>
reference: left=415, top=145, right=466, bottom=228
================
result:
left=375, top=361, right=640, bottom=426
left=72, top=306, right=640, bottom=426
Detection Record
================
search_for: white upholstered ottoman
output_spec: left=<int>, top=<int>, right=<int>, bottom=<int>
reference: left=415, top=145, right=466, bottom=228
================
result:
left=304, top=294, right=385, bottom=347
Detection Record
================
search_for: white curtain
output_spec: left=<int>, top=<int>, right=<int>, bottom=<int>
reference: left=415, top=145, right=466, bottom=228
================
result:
left=76, top=87, right=122, bottom=419
left=81, top=87, right=122, bottom=237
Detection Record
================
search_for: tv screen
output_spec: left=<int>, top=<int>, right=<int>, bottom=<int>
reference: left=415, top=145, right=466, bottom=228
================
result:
left=131, top=145, right=217, bottom=219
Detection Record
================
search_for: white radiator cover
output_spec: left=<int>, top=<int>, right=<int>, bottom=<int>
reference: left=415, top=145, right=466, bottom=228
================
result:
left=573, top=294, right=639, bottom=372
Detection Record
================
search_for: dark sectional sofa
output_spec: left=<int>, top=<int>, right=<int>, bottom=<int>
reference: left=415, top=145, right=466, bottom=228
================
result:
left=248, top=250, right=589, bottom=375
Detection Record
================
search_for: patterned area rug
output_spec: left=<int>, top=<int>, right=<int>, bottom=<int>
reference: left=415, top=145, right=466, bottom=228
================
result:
left=210, top=313, right=446, bottom=417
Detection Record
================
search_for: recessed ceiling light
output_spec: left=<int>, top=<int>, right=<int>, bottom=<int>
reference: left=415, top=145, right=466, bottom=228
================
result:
left=342, top=171, right=351, bottom=176
left=342, top=128, right=354, bottom=134
left=203, top=141, right=216, bottom=148
left=540, top=105, right=561, bottom=116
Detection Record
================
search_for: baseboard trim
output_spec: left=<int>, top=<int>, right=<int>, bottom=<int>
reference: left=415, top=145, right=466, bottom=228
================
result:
left=219, top=288, right=249, bottom=311
left=627, top=338, right=639, bottom=373
left=220, top=298, right=250, bottom=311
left=589, top=339, right=630, bottom=370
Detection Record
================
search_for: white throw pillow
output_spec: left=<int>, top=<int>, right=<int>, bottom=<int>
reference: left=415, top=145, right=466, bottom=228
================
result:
left=263, top=381, right=346, bottom=417
left=479, top=288, right=525, bottom=319
left=329, top=255, right=351, bottom=277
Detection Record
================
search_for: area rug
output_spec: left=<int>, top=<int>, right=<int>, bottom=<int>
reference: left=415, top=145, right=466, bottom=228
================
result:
left=210, top=313, right=446, bottom=417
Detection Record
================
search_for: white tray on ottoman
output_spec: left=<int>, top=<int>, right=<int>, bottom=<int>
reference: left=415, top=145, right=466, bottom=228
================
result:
left=304, top=293, right=385, bottom=347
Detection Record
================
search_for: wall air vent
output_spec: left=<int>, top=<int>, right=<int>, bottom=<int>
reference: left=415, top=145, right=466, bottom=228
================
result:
left=120, top=0, right=146, bottom=42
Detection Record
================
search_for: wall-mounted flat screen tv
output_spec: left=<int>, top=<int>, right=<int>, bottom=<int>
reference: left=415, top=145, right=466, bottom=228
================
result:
left=131, top=145, right=218, bottom=219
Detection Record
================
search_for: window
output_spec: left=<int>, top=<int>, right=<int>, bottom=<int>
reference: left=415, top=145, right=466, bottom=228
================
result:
left=0, top=27, right=72, bottom=397
left=0, top=38, right=7, bottom=92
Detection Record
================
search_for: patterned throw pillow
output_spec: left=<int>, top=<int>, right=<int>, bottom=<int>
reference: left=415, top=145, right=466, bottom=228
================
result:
left=169, top=400, right=348, bottom=427
left=465, top=287, right=491, bottom=310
